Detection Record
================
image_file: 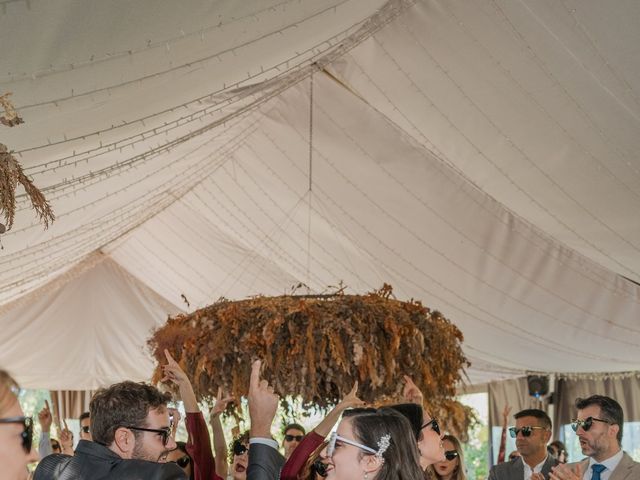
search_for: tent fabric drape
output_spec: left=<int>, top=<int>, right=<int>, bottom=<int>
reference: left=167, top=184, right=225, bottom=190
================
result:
left=49, top=390, right=94, bottom=425
left=555, top=375, right=640, bottom=427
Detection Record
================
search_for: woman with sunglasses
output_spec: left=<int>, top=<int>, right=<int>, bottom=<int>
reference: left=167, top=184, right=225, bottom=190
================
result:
left=229, top=431, right=250, bottom=480
left=400, top=377, right=445, bottom=471
left=432, top=435, right=466, bottom=480
left=280, top=382, right=364, bottom=480
left=0, top=369, right=38, bottom=479
left=167, top=441, right=194, bottom=479
left=325, top=408, right=425, bottom=480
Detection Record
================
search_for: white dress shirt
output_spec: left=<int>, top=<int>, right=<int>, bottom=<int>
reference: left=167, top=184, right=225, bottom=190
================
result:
left=524, top=455, right=548, bottom=480
left=582, top=449, right=623, bottom=480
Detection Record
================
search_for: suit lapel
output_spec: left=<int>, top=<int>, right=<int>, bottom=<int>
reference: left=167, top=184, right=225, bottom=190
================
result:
left=609, top=453, right=631, bottom=480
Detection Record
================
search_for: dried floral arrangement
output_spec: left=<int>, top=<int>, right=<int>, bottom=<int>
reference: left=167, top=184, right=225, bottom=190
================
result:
left=0, top=143, right=55, bottom=230
left=0, top=92, right=54, bottom=231
left=149, top=284, right=475, bottom=440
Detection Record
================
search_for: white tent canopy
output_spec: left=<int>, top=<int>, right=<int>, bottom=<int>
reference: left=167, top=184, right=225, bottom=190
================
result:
left=1, top=0, right=639, bottom=390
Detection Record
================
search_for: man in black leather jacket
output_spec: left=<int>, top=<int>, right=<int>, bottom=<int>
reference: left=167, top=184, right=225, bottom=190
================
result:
left=34, top=381, right=186, bottom=480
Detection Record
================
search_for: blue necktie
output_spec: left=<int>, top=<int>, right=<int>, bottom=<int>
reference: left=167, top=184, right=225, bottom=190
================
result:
left=591, top=464, right=606, bottom=480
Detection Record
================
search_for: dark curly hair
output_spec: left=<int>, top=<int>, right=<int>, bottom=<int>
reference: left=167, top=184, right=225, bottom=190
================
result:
left=90, top=381, right=172, bottom=446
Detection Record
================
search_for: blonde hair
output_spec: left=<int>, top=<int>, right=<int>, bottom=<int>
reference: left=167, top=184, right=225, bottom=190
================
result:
left=434, top=435, right=466, bottom=480
left=0, top=369, right=20, bottom=415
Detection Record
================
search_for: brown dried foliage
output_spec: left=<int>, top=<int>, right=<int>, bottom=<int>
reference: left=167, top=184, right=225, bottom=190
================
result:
left=0, top=143, right=55, bottom=230
left=149, top=285, right=473, bottom=439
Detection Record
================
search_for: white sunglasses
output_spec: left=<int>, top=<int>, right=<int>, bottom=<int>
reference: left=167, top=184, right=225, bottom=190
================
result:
left=327, top=431, right=377, bottom=457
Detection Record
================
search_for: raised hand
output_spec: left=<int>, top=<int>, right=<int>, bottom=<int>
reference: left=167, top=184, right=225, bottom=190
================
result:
left=38, top=400, right=53, bottom=433
left=248, top=359, right=279, bottom=438
left=337, top=381, right=364, bottom=410
left=501, top=405, right=512, bottom=426
left=162, top=349, right=198, bottom=412
left=162, top=349, right=190, bottom=386
left=60, top=420, right=74, bottom=454
left=550, top=463, right=583, bottom=480
left=402, top=375, right=424, bottom=405
left=210, top=386, right=234, bottom=419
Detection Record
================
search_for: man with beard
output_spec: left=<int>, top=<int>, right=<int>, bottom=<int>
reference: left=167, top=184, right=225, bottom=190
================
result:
left=489, top=409, right=558, bottom=480
left=550, top=395, right=640, bottom=480
left=34, top=381, right=186, bottom=479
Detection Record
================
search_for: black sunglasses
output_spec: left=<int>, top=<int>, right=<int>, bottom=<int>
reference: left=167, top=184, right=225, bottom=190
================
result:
left=445, top=450, right=459, bottom=461
left=312, top=459, right=328, bottom=477
left=124, top=426, right=172, bottom=446
left=571, top=417, right=612, bottom=432
left=284, top=434, right=304, bottom=442
left=81, top=426, right=90, bottom=434
left=172, top=455, right=191, bottom=468
left=508, top=426, right=547, bottom=438
left=421, top=418, right=441, bottom=436
left=233, top=441, right=249, bottom=456
left=0, top=416, right=33, bottom=453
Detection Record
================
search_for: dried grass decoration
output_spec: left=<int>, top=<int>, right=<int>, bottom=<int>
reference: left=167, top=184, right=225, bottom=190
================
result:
left=149, top=285, right=476, bottom=440
left=0, top=143, right=55, bottom=230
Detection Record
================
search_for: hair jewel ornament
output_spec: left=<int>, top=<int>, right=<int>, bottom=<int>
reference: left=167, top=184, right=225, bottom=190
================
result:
left=375, top=434, right=391, bottom=463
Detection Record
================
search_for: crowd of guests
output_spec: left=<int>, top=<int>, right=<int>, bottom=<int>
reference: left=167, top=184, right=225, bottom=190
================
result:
left=1, top=356, right=639, bottom=480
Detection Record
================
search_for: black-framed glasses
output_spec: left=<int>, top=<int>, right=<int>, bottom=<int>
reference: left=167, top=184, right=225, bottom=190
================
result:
left=0, top=416, right=33, bottom=453
left=233, top=441, right=249, bottom=456
left=312, top=459, right=328, bottom=477
left=124, top=426, right=171, bottom=446
left=508, top=426, right=547, bottom=438
left=172, top=455, right=191, bottom=468
left=445, top=450, right=459, bottom=461
left=284, top=434, right=304, bottom=442
left=81, top=426, right=90, bottom=434
left=421, top=418, right=441, bottom=436
left=51, top=441, right=61, bottom=450
left=571, top=417, right=612, bottom=432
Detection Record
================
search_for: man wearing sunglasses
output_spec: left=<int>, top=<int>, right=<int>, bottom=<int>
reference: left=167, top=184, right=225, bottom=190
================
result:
left=489, top=409, right=558, bottom=480
left=34, top=381, right=186, bottom=479
left=282, top=423, right=306, bottom=459
left=550, top=395, right=640, bottom=480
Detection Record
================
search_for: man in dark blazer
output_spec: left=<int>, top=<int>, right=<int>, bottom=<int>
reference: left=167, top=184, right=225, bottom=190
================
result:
left=550, top=395, right=640, bottom=480
left=489, top=409, right=558, bottom=480
left=34, top=381, right=186, bottom=480
left=246, top=360, right=285, bottom=480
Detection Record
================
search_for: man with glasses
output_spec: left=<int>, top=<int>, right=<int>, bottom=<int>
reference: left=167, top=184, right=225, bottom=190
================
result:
left=282, top=423, right=306, bottom=459
left=550, top=395, right=640, bottom=480
left=34, top=381, right=186, bottom=479
left=489, top=409, right=558, bottom=480
left=79, top=411, right=92, bottom=442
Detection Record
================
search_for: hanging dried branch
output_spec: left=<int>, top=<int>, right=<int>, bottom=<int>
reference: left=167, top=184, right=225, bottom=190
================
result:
left=149, top=284, right=473, bottom=439
left=0, top=93, right=24, bottom=127
left=0, top=143, right=55, bottom=230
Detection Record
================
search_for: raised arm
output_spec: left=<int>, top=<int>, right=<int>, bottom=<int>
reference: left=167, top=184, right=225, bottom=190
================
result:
left=210, top=387, right=233, bottom=479
left=247, top=359, right=284, bottom=480
left=497, top=405, right=511, bottom=464
left=163, top=349, right=223, bottom=480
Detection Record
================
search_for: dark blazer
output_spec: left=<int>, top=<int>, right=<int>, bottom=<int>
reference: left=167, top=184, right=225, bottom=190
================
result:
left=247, top=442, right=285, bottom=480
left=574, top=452, right=640, bottom=480
left=33, top=440, right=187, bottom=480
left=488, top=455, right=559, bottom=480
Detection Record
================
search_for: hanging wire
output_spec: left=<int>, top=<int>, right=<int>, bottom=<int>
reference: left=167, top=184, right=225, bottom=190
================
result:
left=306, top=72, right=314, bottom=290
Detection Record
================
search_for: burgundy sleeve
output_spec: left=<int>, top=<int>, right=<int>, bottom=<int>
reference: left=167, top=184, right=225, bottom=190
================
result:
left=279, top=431, right=325, bottom=480
left=185, top=411, right=224, bottom=480
left=497, top=424, right=507, bottom=464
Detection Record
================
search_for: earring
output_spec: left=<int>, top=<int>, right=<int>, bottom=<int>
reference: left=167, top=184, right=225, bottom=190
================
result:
left=364, top=474, right=369, bottom=480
